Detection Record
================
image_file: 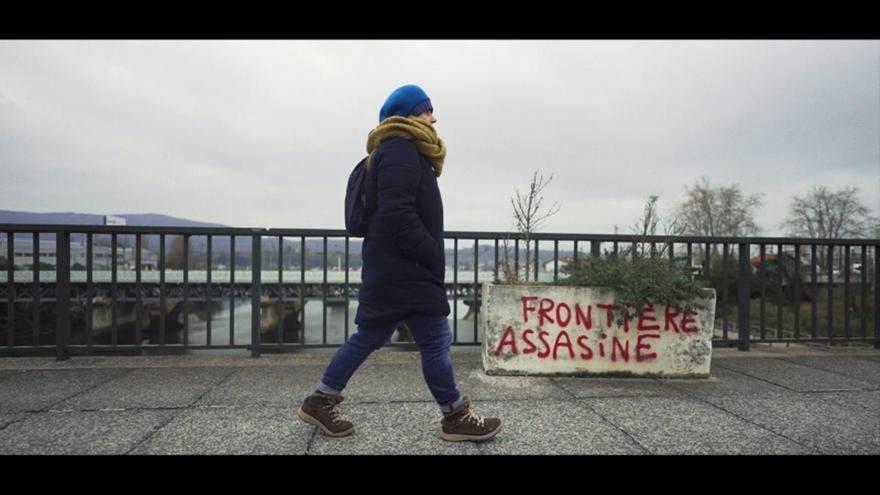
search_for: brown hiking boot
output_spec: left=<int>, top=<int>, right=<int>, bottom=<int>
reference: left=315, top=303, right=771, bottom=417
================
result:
left=296, top=390, right=354, bottom=437
left=440, top=396, right=502, bottom=442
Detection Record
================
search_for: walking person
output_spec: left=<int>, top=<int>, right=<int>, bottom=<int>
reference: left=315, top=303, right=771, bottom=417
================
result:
left=296, top=84, right=502, bottom=442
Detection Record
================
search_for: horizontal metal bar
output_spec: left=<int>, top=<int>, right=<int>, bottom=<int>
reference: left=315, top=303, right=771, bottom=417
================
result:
left=438, top=232, right=879, bottom=246
left=4, top=224, right=879, bottom=246
left=0, top=342, right=488, bottom=353
left=0, top=225, right=264, bottom=235
left=258, top=342, right=484, bottom=349
left=720, top=337, right=876, bottom=344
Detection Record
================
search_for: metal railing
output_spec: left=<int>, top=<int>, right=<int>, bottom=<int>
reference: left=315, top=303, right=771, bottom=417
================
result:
left=1, top=224, right=878, bottom=359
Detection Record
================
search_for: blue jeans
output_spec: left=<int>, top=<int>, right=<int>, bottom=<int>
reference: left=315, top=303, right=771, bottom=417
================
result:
left=320, top=313, right=461, bottom=406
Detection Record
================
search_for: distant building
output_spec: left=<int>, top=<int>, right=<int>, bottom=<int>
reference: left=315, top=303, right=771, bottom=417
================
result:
left=104, top=215, right=127, bottom=226
left=543, top=256, right=574, bottom=272
left=0, top=238, right=61, bottom=268
left=0, top=238, right=157, bottom=270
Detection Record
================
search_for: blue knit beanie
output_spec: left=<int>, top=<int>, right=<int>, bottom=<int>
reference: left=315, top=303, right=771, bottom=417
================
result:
left=379, top=84, right=433, bottom=122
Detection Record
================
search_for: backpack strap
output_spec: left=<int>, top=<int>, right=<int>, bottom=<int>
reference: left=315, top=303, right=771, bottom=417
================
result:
left=365, top=149, right=375, bottom=174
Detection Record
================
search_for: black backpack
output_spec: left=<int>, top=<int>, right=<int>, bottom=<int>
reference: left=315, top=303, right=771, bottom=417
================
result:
left=344, top=153, right=376, bottom=237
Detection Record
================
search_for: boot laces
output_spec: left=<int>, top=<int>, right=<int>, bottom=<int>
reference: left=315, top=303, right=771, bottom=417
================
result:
left=323, top=402, right=342, bottom=423
left=462, top=408, right=485, bottom=427
left=315, top=395, right=344, bottom=424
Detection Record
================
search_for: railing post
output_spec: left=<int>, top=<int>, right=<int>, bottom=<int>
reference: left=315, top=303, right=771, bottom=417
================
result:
left=875, top=245, right=879, bottom=349
left=251, top=232, right=262, bottom=358
left=55, top=231, right=70, bottom=361
left=738, top=242, right=751, bottom=351
left=5, top=232, right=14, bottom=348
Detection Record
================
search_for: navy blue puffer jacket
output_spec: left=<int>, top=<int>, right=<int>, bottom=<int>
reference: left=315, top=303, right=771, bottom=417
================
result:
left=355, top=137, right=450, bottom=327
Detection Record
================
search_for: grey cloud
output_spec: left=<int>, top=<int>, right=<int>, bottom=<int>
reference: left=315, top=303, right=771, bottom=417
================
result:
left=1, top=40, right=877, bottom=235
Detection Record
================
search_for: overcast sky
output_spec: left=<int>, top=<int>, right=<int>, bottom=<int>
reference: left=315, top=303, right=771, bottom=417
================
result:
left=1, top=40, right=878, bottom=237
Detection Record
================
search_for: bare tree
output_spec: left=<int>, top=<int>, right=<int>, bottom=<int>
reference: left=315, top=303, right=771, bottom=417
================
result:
left=782, top=184, right=879, bottom=272
left=633, top=195, right=660, bottom=239
left=783, top=185, right=877, bottom=239
left=676, top=176, right=763, bottom=237
left=502, top=171, right=561, bottom=282
left=630, top=195, right=686, bottom=259
left=675, top=176, right=762, bottom=259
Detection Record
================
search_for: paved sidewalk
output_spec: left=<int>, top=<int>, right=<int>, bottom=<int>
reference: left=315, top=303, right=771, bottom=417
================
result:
left=0, top=344, right=878, bottom=455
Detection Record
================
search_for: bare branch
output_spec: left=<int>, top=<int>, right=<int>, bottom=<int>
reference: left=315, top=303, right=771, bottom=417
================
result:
left=784, top=185, right=875, bottom=239
left=508, top=171, right=561, bottom=282
left=674, top=177, right=762, bottom=259
left=629, top=195, right=687, bottom=259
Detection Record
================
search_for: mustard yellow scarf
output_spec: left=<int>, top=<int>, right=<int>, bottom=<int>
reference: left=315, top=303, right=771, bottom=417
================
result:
left=366, top=116, right=447, bottom=177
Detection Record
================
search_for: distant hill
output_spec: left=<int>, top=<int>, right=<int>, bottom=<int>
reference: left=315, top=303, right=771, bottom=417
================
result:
left=0, top=210, right=363, bottom=266
left=112, top=213, right=229, bottom=228
left=0, top=210, right=227, bottom=228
